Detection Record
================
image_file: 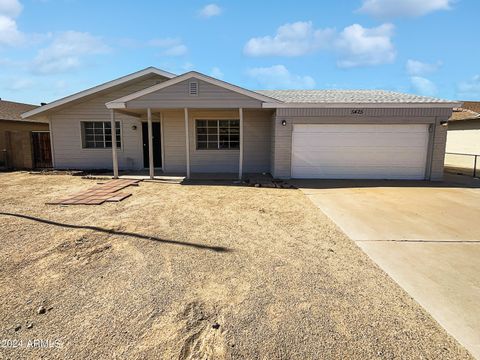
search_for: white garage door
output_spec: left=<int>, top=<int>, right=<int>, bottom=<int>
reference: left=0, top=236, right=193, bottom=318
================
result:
left=291, top=124, right=430, bottom=179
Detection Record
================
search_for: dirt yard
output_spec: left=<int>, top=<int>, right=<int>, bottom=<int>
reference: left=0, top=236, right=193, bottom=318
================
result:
left=0, top=172, right=471, bottom=359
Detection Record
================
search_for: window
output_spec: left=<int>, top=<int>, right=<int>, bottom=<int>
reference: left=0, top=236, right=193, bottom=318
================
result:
left=196, top=119, right=239, bottom=150
left=81, top=121, right=121, bottom=149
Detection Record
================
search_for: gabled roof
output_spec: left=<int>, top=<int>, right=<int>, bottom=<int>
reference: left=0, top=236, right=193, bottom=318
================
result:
left=106, top=71, right=281, bottom=109
left=257, top=90, right=461, bottom=108
left=1, top=100, right=38, bottom=121
left=22, top=67, right=176, bottom=119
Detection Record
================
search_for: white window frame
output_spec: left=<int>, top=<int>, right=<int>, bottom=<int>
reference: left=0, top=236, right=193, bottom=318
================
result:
left=195, top=119, right=240, bottom=150
left=81, top=121, right=122, bottom=149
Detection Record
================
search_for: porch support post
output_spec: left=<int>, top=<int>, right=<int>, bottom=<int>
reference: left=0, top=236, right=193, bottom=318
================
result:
left=147, top=108, right=154, bottom=179
left=239, top=107, right=244, bottom=180
left=184, top=108, right=190, bottom=179
left=110, top=109, right=119, bottom=179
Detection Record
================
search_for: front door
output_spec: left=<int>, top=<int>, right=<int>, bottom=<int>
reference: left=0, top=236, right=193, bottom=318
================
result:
left=32, top=131, right=53, bottom=168
left=142, top=122, right=162, bottom=168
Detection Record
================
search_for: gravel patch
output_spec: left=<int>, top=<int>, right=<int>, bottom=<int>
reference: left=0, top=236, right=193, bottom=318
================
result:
left=0, top=172, right=472, bottom=359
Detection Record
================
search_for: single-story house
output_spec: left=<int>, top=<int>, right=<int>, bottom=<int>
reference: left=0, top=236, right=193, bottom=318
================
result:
left=0, top=99, right=51, bottom=169
left=22, top=67, right=460, bottom=180
left=445, top=101, right=480, bottom=176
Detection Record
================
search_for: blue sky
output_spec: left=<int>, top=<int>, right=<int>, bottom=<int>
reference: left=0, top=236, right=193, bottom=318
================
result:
left=1, top=0, right=479, bottom=104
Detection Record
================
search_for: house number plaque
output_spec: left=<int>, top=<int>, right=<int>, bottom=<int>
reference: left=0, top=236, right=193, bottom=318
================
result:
left=351, top=109, right=364, bottom=114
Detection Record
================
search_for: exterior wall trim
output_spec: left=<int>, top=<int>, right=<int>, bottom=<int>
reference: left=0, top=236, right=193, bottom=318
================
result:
left=47, top=116, right=55, bottom=167
left=425, top=122, right=436, bottom=180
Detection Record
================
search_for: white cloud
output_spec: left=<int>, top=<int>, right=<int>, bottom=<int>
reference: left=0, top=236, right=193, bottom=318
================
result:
left=0, top=0, right=24, bottom=46
left=410, top=76, right=437, bottom=96
left=210, top=66, right=223, bottom=79
left=406, top=60, right=442, bottom=97
left=406, top=59, right=442, bottom=76
left=457, top=75, right=480, bottom=99
left=149, top=37, right=188, bottom=57
left=199, top=3, right=222, bottom=18
left=33, top=31, right=110, bottom=74
left=0, top=14, right=23, bottom=45
left=0, top=0, right=22, bottom=17
left=244, top=21, right=395, bottom=68
left=358, top=0, right=453, bottom=18
left=247, top=65, right=315, bottom=89
left=244, top=21, right=334, bottom=57
left=335, top=23, right=395, bottom=68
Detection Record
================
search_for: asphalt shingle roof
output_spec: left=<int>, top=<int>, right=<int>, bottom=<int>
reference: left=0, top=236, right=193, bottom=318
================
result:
left=0, top=100, right=38, bottom=121
left=461, top=101, right=480, bottom=113
left=449, top=101, right=480, bottom=121
left=255, top=89, right=455, bottom=104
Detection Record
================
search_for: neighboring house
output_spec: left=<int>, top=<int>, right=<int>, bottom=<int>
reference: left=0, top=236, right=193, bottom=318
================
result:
left=0, top=99, right=51, bottom=169
left=22, top=67, right=459, bottom=180
left=445, top=101, right=480, bottom=175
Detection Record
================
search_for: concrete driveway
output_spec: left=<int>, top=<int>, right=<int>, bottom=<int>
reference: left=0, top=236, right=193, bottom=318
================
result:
left=293, top=175, right=480, bottom=359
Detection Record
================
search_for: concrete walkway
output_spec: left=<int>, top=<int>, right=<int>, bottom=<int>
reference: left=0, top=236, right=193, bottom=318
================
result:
left=294, top=176, right=480, bottom=359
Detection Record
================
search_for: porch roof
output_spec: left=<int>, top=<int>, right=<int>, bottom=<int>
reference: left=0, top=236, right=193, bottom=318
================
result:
left=105, top=71, right=281, bottom=110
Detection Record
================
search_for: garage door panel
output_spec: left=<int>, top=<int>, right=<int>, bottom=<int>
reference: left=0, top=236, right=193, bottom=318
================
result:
left=292, top=133, right=428, bottom=148
left=292, top=150, right=427, bottom=167
left=291, top=166, right=427, bottom=179
left=291, top=124, right=429, bottom=179
left=294, top=124, right=428, bottom=134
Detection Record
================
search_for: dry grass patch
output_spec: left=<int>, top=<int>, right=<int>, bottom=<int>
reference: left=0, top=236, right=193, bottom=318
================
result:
left=0, top=172, right=471, bottom=359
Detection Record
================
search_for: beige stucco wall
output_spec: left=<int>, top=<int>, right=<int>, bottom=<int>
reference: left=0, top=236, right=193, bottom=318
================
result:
left=446, top=121, right=480, bottom=154
left=40, top=71, right=453, bottom=180
left=159, top=108, right=272, bottom=174
left=46, top=75, right=271, bottom=173
left=271, top=107, right=452, bottom=181
left=160, top=110, right=186, bottom=173
left=126, top=78, right=263, bottom=109
left=49, top=75, right=168, bottom=170
left=243, top=109, right=273, bottom=173
left=445, top=120, right=480, bottom=172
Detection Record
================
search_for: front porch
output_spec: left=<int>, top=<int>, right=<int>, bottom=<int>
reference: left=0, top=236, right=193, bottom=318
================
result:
left=104, top=71, right=277, bottom=181
left=110, top=107, right=248, bottom=180
left=107, top=105, right=274, bottom=182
